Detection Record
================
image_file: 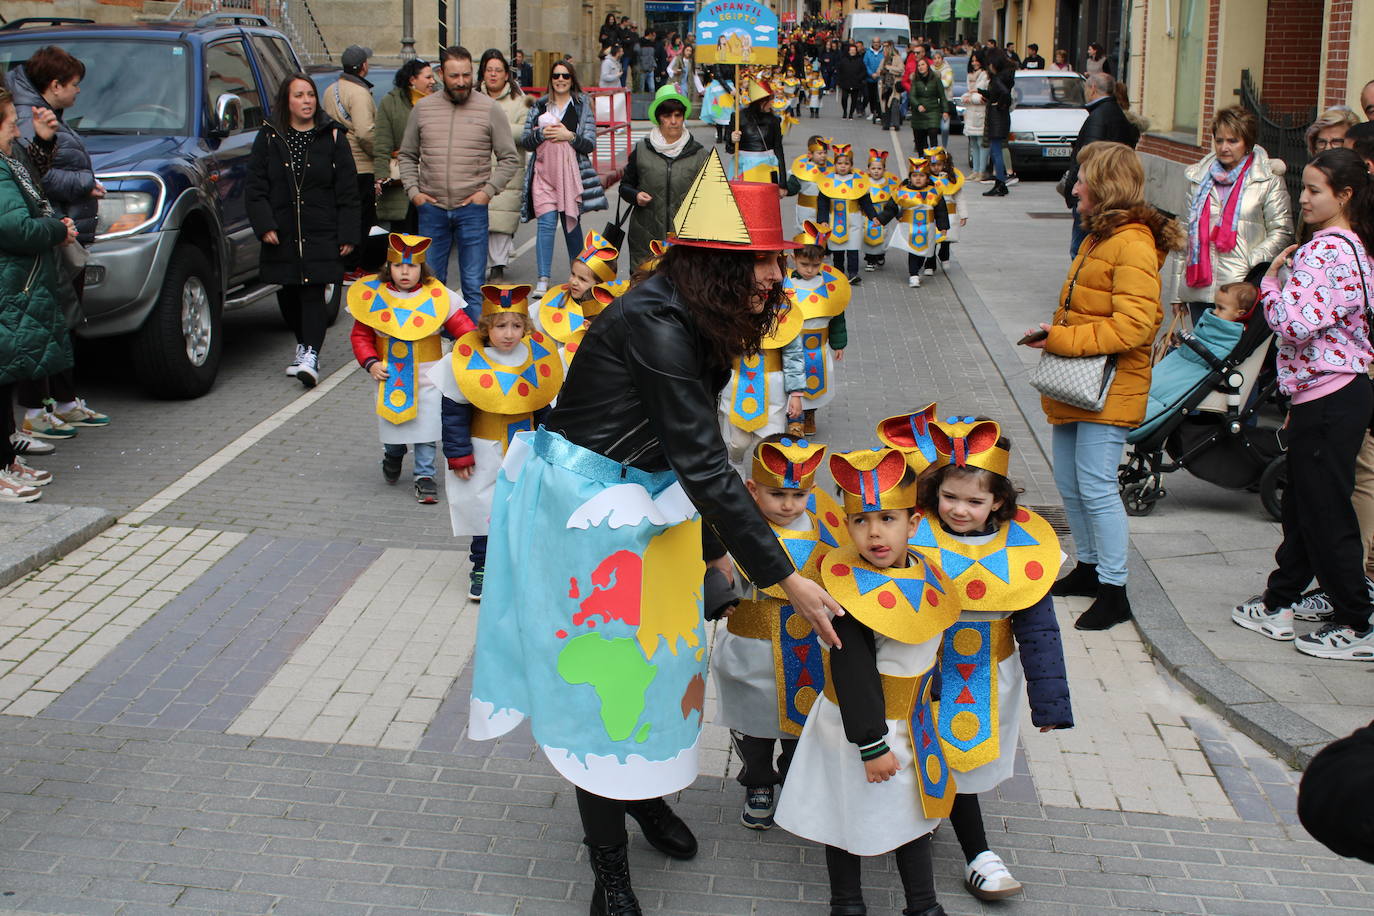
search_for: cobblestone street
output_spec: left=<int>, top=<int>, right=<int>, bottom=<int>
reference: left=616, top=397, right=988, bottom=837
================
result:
left=1, top=114, right=1373, bottom=915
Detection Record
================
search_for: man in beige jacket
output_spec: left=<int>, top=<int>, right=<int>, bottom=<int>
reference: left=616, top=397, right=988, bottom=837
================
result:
left=398, top=46, right=519, bottom=319
left=323, top=45, right=378, bottom=278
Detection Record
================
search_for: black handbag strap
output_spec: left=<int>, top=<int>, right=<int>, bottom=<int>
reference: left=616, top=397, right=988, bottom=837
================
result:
left=1056, top=241, right=1094, bottom=325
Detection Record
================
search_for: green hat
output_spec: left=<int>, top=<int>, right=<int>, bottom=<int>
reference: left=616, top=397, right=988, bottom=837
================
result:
left=648, top=83, right=692, bottom=123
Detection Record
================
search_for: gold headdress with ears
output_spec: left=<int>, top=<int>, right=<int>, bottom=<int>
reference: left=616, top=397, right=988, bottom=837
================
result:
left=830, top=448, right=917, bottom=515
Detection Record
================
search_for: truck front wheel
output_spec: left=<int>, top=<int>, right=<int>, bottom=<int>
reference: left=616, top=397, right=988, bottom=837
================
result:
left=132, top=244, right=223, bottom=399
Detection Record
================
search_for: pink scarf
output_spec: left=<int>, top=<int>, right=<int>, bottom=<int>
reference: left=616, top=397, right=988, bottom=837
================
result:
left=532, top=105, right=583, bottom=232
left=1185, top=153, right=1253, bottom=290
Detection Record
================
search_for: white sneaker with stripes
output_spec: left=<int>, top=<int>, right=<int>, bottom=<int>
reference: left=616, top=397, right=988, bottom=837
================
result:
left=965, top=850, right=1021, bottom=900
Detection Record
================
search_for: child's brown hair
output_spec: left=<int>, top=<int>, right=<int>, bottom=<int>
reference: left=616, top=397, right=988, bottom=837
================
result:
left=917, top=436, right=1020, bottom=526
left=477, top=311, right=532, bottom=345
left=1218, top=281, right=1258, bottom=317
left=793, top=244, right=827, bottom=263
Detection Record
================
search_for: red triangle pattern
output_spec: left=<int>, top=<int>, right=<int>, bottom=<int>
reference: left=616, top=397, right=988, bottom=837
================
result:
left=956, top=663, right=976, bottom=680
left=956, top=686, right=975, bottom=704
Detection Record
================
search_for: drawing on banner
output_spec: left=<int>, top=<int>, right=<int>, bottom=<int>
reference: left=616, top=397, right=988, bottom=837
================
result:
left=696, top=0, right=779, bottom=66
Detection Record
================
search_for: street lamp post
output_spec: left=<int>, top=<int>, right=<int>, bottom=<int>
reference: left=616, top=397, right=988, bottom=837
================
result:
left=401, top=0, right=416, bottom=60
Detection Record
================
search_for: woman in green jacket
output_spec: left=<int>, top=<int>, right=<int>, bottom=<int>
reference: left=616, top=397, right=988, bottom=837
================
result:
left=906, top=56, right=947, bottom=153
left=618, top=86, right=709, bottom=270
left=372, top=59, right=436, bottom=234
left=0, top=87, right=77, bottom=501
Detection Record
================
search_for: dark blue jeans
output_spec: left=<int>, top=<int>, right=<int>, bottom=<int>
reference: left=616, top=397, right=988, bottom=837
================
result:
left=470, top=534, right=488, bottom=574
left=416, top=201, right=488, bottom=322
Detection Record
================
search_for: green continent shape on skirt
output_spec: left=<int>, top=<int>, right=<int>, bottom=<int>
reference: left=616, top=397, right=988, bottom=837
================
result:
left=557, top=633, right=658, bottom=741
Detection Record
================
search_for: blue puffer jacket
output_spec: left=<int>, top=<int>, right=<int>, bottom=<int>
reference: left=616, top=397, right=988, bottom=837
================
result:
left=519, top=93, right=608, bottom=223
left=1010, top=594, right=1074, bottom=729
left=7, top=66, right=98, bottom=244
left=441, top=397, right=552, bottom=463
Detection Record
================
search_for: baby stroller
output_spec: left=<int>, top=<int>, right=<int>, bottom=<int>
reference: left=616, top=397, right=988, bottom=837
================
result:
left=1117, top=302, right=1286, bottom=520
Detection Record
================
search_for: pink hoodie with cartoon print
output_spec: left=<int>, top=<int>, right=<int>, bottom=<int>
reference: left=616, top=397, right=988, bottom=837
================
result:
left=1262, top=227, right=1374, bottom=403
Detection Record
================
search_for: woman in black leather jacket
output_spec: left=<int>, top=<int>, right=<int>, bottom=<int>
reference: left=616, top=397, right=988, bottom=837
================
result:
left=468, top=166, right=845, bottom=915
left=726, top=88, right=787, bottom=189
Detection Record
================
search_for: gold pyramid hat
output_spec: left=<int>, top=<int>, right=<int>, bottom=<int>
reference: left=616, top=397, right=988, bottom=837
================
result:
left=672, top=150, right=798, bottom=252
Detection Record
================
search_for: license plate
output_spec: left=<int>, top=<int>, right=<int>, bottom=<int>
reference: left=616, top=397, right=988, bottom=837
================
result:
left=1043, top=145, right=1072, bottom=157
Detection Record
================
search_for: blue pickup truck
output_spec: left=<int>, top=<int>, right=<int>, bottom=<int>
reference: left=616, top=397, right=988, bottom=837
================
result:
left=0, top=14, right=341, bottom=398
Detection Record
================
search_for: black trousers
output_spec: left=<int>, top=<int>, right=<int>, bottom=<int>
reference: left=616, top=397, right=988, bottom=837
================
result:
left=1, top=384, right=14, bottom=465
left=841, top=87, right=865, bottom=118
left=832, top=249, right=859, bottom=276
left=949, top=793, right=990, bottom=863
left=731, top=731, right=798, bottom=787
left=825, top=835, right=936, bottom=911
left=907, top=253, right=936, bottom=274
left=937, top=240, right=951, bottom=263
left=16, top=368, right=77, bottom=410
left=277, top=284, right=329, bottom=352
left=911, top=126, right=940, bottom=153
left=1265, top=376, right=1374, bottom=630
left=346, top=173, right=377, bottom=271
left=577, top=788, right=628, bottom=845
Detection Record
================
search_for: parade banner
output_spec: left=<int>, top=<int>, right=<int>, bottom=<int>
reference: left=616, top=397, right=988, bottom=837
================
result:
left=696, top=1, right=779, bottom=65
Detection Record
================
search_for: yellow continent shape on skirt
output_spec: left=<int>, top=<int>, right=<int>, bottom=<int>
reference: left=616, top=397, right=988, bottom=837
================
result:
left=347, top=276, right=452, bottom=341
left=821, top=545, right=961, bottom=644
left=450, top=331, right=564, bottom=415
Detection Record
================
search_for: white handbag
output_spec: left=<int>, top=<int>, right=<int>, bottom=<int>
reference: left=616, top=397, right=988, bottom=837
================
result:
left=1029, top=249, right=1119, bottom=412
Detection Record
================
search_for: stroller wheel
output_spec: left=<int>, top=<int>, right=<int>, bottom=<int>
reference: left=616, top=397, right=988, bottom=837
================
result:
left=1259, top=455, right=1286, bottom=522
left=1123, top=476, right=1163, bottom=517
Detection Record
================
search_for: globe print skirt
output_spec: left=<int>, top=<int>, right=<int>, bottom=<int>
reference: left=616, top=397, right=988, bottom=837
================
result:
left=468, top=427, right=709, bottom=799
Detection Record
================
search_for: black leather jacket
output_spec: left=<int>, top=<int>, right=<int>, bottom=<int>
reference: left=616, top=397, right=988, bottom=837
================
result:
left=546, top=273, right=795, bottom=588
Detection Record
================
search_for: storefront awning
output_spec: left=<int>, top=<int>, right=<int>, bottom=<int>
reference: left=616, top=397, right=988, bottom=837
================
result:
left=645, top=1, right=695, bottom=11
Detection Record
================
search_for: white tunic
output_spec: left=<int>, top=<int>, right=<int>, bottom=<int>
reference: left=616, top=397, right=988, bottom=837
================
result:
left=426, top=343, right=532, bottom=537
left=775, top=635, right=943, bottom=856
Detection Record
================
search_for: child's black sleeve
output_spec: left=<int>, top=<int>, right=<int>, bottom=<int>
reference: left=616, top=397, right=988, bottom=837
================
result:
left=440, top=397, right=474, bottom=460
left=816, top=193, right=831, bottom=224
left=858, top=193, right=880, bottom=221
left=934, top=197, right=950, bottom=232
left=1011, top=594, right=1074, bottom=729
left=829, top=614, right=890, bottom=759
left=879, top=199, right=899, bottom=224
left=786, top=173, right=802, bottom=196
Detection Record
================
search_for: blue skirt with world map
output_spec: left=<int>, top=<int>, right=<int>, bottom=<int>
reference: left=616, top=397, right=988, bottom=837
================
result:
left=468, top=427, right=709, bottom=800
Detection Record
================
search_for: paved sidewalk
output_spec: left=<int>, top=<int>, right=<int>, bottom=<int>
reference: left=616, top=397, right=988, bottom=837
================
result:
left=948, top=169, right=1369, bottom=766
left=0, top=113, right=1372, bottom=914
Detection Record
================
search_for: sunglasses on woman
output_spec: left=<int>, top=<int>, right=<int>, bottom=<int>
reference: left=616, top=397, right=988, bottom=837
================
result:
left=551, top=72, right=572, bottom=80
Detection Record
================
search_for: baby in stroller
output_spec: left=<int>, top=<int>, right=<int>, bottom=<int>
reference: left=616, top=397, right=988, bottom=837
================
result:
left=1135, top=282, right=1257, bottom=440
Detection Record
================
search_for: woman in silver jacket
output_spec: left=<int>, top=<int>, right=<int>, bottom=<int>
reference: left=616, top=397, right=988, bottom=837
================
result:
left=1171, top=106, right=1294, bottom=322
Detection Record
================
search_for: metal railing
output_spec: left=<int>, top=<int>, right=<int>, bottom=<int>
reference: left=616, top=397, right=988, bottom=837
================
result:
left=164, top=0, right=332, bottom=65
left=1238, top=69, right=1313, bottom=212
left=524, top=87, right=634, bottom=187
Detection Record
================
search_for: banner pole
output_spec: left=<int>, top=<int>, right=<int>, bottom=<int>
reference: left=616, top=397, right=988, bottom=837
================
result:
left=733, top=63, right=741, bottom=178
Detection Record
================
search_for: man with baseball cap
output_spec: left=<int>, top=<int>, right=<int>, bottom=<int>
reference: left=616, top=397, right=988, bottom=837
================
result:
left=324, top=45, right=378, bottom=279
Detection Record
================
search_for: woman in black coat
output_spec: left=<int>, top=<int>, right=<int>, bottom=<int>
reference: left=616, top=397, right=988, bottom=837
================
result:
left=247, top=73, right=360, bottom=387
left=978, top=52, right=1015, bottom=197
left=835, top=43, right=869, bottom=120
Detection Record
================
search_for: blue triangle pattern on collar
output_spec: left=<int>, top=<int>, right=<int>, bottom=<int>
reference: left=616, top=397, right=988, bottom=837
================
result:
left=978, top=548, right=1010, bottom=583
left=782, top=538, right=818, bottom=571
left=818, top=524, right=838, bottom=547
left=938, top=549, right=975, bottom=580
left=1005, top=521, right=1039, bottom=547
left=912, top=516, right=939, bottom=549
left=530, top=338, right=551, bottom=360
left=520, top=363, right=542, bottom=385
left=391, top=305, right=414, bottom=325
left=416, top=297, right=437, bottom=318
left=492, top=368, right=520, bottom=395
left=466, top=350, right=492, bottom=371
left=891, top=576, right=930, bottom=610
left=850, top=566, right=889, bottom=596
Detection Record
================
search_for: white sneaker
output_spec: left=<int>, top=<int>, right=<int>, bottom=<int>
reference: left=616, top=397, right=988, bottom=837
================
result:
left=965, top=850, right=1021, bottom=900
left=3, top=458, right=52, bottom=488
left=0, top=475, right=41, bottom=503
left=534, top=277, right=550, bottom=297
left=1232, top=595, right=1295, bottom=641
left=1295, top=623, right=1374, bottom=661
left=10, top=431, right=54, bottom=456
left=1292, top=587, right=1336, bottom=622
left=285, top=343, right=306, bottom=377
left=923, top=267, right=935, bottom=276
left=908, top=275, right=921, bottom=288
left=296, top=347, right=319, bottom=388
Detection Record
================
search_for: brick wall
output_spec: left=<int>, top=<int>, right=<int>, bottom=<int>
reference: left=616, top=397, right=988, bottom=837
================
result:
left=1139, top=133, right=1204, bottom=164
left=1262, top=0, right=1322, bottom=114
left=1200, top=0, right=1220, bottom=135
left=1324, top=0, right=1354, bottom=108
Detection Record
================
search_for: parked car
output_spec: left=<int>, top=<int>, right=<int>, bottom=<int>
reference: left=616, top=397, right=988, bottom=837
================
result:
left=945, top=54, right=967, bottom=134
left=0, top=14, right=341, bottom=399
left=1006, top=70, right=1088, bottom=177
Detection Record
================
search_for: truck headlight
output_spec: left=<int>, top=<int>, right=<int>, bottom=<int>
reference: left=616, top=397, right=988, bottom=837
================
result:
left=96, top=190, right=158, bottom=238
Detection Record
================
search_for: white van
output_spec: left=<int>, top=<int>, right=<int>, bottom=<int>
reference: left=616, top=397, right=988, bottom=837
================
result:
left=842, top=12, right=912, bottom=52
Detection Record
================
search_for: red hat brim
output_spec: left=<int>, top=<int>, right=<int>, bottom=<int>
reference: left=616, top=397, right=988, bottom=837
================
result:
left=672, top=180, right=800, bottom=252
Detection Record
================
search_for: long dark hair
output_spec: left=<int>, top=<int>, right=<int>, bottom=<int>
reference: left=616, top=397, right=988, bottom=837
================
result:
left=393, top=58, right=432, bottom=91
left=478, top=48, right=519, bottom=97
left=1306, top=148, right=1374, bottom=254
left=272, top=72, right=324, bottom=132
left=547, top=59, right=583, bottom=98
left=652, top=245, right=786, bottom=367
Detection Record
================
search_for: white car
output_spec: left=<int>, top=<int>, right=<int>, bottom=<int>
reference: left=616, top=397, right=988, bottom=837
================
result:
left=1006, top=71, right=1089, bottom=176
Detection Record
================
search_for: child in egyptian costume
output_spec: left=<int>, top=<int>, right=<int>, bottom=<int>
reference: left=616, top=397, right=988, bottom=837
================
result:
left=534, top=230, right=618, bottom=367
left=788, top=135, right=831, bottom=233
left=775, top=447, right=959, bottom=916
left=348, top=233, right=476, bottom=505
left=783, top=221, right=851, bottom=438
left=881, top=157, right=949, bottom=289
left=815, top=144, right=879, bottom=283
left=894, top=413, right=1072, bottom=904
left=719, top=270, right=807, bottom=467
left=428, top=284, right=564, bottom=600
left=861, top=148, right=899, bottom=272
left=926, top=147, right=967, bottom=270
left=806, top=68, right=827, bottom=117
left=726, top=76, right=787, bottom=189
left=712, top=437, right=849, bottom=830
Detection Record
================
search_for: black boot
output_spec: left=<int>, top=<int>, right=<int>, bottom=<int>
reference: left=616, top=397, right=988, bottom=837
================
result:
left=1074, top=582, right=1132, bottom=631
left=982, top=180, right=1008, bottom=197
left=1051, top=561, right=1099, bottom=597
left=826, top=845, right=866, bottom=915
left=626, top=797, right=697, bottom=859
left=586, top=842, right=641, bottom=916
left=903, top=907, right=947, bottom=916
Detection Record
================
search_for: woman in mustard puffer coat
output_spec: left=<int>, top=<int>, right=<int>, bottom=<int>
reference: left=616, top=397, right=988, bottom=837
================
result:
left=1024, top=141, right=1185, bottom=632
